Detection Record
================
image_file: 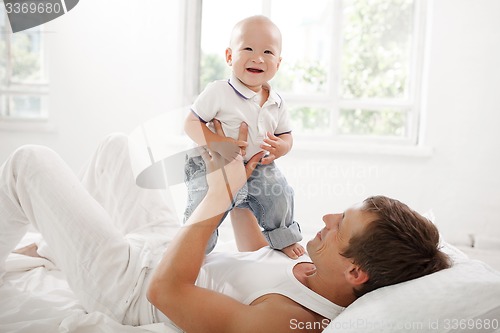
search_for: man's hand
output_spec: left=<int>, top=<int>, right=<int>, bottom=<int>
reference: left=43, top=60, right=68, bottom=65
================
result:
left=208, top=120, right=249, bottom=160
left=201, top=120, right=264, bottom=201
left=260, top=132, right=291, bottom=165
left=213, top=119, right=263, bottom=178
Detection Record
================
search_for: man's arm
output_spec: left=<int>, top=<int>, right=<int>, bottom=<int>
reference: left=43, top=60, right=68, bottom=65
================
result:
left=146, top=145, right=314, bottom=332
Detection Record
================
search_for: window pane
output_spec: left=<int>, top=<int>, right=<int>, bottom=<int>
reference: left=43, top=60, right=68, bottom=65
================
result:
left=0, top=9, right=47, bottom=121
left=338, top=109, right=407, bottom=137
left=11, top=29, right=42, bottom=83
left=289, top=106, right=331, bottom=135
left=200, top=52, right=231, bottom=92
left=340, top=0, right=415, bottom=99
left=9, top=95, right=43, bottom=118
left=200, top=0, right=261, bottom=91
left=270, top=0, right=332, bottom=94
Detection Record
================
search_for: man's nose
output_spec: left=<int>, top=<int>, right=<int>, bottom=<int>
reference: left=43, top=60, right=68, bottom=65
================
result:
left=322, top=213, right=341, bottom=226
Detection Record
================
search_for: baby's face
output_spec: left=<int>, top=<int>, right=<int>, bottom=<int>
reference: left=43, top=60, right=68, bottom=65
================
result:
left=226, top=20, right=282, bottom=92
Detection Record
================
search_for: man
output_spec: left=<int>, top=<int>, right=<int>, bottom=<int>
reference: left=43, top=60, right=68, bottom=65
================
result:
left=147, top=121, right=451, bottom=332
left=1, top=123, right=450, bottom=332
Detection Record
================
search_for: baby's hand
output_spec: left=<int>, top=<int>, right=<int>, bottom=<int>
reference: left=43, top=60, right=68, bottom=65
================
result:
left=260, top=132, right=289, bottom=165
left=280, top=243, right=305, bottom=260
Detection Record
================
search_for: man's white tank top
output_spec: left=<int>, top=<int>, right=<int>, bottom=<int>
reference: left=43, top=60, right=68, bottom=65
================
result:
left=195, top=247, right=344, bottom=319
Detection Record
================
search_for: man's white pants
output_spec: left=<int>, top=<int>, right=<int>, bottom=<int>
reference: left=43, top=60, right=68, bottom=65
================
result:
left=0, top=133, right=180, bottom=325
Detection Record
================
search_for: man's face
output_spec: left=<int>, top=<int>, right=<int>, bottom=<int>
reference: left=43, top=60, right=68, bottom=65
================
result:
left=307, top=204, right=374, bottom=281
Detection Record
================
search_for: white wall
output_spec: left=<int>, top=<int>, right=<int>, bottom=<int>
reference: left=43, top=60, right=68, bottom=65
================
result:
left=1, top=0, right=499, bottom=244
left=0, top=0, right=183, bottom=170
left=421, top=0, right=500, bottom=242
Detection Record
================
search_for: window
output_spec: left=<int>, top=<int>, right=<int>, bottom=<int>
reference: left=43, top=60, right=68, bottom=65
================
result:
left=0, top=3, right=48, bottom=123
left=187, top=0, right=428, bottom=145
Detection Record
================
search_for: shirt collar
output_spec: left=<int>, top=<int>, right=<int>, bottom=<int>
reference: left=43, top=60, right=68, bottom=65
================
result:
left=228, top=74, right=283, bottom=107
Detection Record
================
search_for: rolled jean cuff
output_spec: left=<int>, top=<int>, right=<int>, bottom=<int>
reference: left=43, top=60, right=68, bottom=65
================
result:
left=263, top=222, right=303, bottom=250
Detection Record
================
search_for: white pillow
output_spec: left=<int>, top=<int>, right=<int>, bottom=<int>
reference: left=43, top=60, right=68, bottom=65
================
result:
left=325, top=243, right=500, bottom=333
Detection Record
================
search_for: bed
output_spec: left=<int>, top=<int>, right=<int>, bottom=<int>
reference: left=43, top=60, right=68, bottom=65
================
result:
left=2, top=227, right=500, bottom=333
left=2, top=122, right=500, bottom=332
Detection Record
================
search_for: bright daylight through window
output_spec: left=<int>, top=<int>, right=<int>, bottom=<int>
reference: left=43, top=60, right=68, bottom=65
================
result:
left=0, top=3, right=48, bottom=122
left=196, top=0, right=426, bottom=145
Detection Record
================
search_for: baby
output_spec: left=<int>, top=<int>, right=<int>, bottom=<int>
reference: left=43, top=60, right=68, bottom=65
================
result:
left=183, top=15, right=304, bottom=259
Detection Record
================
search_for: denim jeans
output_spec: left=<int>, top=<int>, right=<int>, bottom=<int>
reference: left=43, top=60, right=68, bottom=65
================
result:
left=184, top=155, right=302, bottom=253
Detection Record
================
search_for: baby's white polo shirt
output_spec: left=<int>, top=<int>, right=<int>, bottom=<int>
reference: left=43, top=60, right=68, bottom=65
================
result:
left=191, top=74, right=292, bottom=161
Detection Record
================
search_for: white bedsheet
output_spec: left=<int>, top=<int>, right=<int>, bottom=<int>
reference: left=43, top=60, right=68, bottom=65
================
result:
left=0, top=233, right=179, bottom=333
left=1, top=266, right=169, bottom=333
left=2, top=232, right=500, bottom=333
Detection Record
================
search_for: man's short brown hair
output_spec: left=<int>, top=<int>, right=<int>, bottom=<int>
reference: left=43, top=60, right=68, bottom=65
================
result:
left=342, top=195, right=451, bottom=298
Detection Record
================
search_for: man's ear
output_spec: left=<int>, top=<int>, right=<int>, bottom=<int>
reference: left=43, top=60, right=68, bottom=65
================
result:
left=345, top=264, right=369, bottom=286
left=225, top=48, right=233, bottom=65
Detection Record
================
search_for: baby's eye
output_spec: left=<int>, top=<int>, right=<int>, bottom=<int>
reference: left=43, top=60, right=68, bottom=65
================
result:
left=243, top=47, right=253, bottom=51
left=264, top=50, right=274, bottom=55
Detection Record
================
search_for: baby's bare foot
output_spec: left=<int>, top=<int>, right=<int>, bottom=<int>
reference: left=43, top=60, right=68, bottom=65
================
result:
left=280, top=243, right=305, bottom=259
left=12, top=243, right=44, bottom=258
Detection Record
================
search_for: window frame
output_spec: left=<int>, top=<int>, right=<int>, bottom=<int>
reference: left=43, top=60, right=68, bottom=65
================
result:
left=0, top=3, right=50, bottom=130
left=183, top=0, right=430, bottom=149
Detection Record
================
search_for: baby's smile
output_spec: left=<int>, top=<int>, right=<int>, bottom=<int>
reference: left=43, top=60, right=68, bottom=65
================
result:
left=246, top=67, right=264, bottom=73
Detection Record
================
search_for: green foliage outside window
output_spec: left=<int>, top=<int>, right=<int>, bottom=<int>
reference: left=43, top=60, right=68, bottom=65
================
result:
left=341, top=0, right=414, bottom=100
left=289, top=106, right=331, bottom=134
left=10, top=33, right=42, bottom=82
left=199, top=53, right=230, bottom=92
left=339, top=109, right=406, bottom=136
